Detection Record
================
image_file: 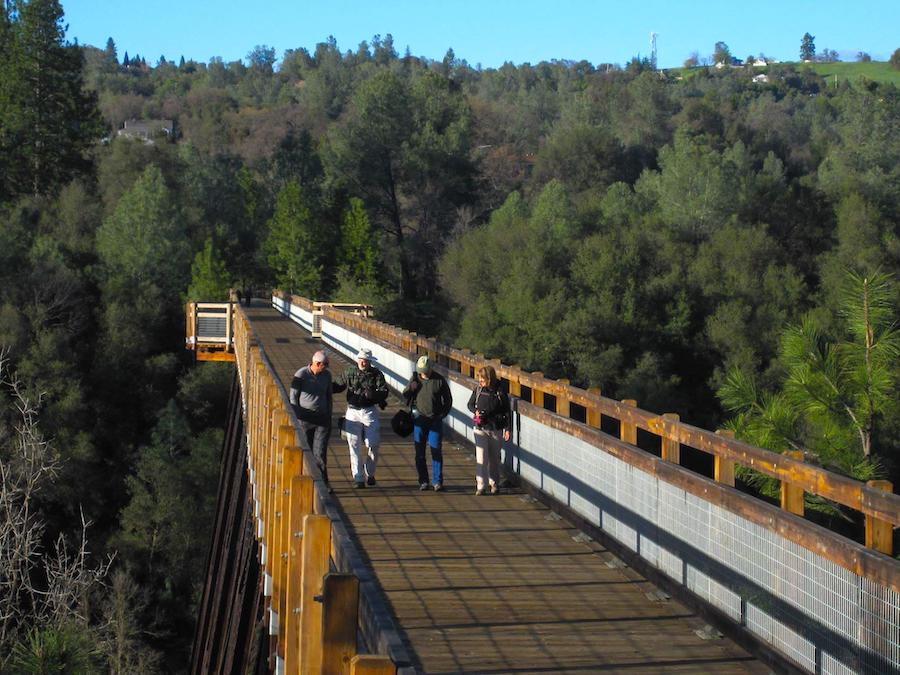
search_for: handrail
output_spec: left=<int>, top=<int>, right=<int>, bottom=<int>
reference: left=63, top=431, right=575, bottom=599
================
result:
left=228, top=302, right=399, bottom=673
left=270, top=289, right=900, bottom=554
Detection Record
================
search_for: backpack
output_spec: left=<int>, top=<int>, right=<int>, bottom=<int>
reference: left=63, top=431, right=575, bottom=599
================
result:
left=391, top=409, right=414, bottom=437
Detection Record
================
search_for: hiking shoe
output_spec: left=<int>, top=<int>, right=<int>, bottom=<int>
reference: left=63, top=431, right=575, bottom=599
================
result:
left=366, top=476, right=376, bottom=486
left=433, top=483, right=443, bottom=492
left=419, top=482, right=430, bottom=491
left=353, top=481, right=365, bottom=489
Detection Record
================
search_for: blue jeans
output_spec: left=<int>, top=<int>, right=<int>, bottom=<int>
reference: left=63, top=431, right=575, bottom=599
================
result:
left=414, top=415, right=444, bottom=485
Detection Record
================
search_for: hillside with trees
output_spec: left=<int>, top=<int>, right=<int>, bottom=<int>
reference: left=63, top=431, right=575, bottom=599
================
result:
left=1, top=0, right=898, bottom=670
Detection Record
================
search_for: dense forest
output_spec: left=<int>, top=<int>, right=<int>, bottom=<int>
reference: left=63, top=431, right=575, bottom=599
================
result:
left=1, top=0, right=898, bottom=670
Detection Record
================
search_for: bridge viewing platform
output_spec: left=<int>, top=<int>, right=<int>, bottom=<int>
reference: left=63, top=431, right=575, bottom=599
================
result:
left=188, top=294, right=900, bottom=675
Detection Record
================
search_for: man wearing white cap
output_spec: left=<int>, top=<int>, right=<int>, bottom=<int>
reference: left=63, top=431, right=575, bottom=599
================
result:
left=336, top=347, right=389, bottom=488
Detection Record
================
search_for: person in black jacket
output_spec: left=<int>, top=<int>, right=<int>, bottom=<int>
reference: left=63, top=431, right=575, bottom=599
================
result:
left=467, top=365, right=511, bottom=495
left=402, top=355, right=453, bottom=491
left=336, top=348, right=389, bottom=488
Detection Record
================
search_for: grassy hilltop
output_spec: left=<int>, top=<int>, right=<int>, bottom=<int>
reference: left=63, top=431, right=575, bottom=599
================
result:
left=671, top=60, right=900, bottom=86
left=803, top=60, right=900, bottom=86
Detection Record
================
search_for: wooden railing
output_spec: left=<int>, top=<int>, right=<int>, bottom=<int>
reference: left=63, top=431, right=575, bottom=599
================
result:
left=186, top=301, right=236, bottom=362
left=311, top=302, right=374, bottom=338
left=231, top=303, right=395, bottom=675
left=284, top=291, right=900, bottom=562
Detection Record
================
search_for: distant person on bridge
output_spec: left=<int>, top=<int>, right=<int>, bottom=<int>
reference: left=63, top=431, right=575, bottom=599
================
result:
left=290, top=350, right=339, bottom=491
left=403, top=356, right=453, bottom=492
left=336, top=348, right=389, bottom=488
left=467, top=365, right=511, bottom=495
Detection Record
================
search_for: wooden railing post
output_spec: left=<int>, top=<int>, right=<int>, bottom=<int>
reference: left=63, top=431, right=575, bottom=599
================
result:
left=531, top=373, right=544, bottom=408
left=299, top=514, right=332, bottom=673
left=714, top=429, right=736, bottom=487
left=262, top=387, right=280, bottom=569
left=284, top=475, right=314, bottom=672
left=780, top=450, right=805, bottom=516
left=277, top=444, right=301, bottom=656
left=508, top=367, right=522, bottom=397
left=226, top=301, right=233, bottom=352
left=351, top=655, right=396, bottom=675
left=556, top=379, right=570, bottom=417
left=661, top=413, right=680, bottom=464
left=586, top=387, right=601, bottom=428
left=185, top=302, right=196, bottom=349
left=321, top=573, right=360, bottom=675
left=620, top=399, right=637, bottom=445
left=865, top=480, right=894, bottom=555
left=272, top=424, right=295, bottom=648
left=459, top=349, right=473, bottom=376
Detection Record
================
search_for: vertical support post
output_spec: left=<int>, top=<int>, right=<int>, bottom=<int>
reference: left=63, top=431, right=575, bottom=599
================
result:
left=261, top=388, right=278, bottom=564
left=226, top=302, right=233, bottom=353
left=620, top=399, right=637, bottom=445
left=586, top=387, right=601, bottom=428
left=459, top=349, right=473, bottom=376
left=508, top=367, right=522, bottom=397
left=865, top=480, right=894, bottom=555
left=271, top=423, right=293, bottom=634
left=714, top=429, right=736, bottom=487
left=531, top=373, right=544, bottom=409
left=321, top=574, right=360, bottom=675
left=351, top=655, right=396, bottom=675
left=780, top=450, right=805, bottom=516
left=299, top=515, right=332, bottom=674
left=284, top=475, right=314, bottom=672
left=277, top=445, right=301, bottom=655
left=556, top=379, right=570, bottom=418
left=185, top=302, right=195, bottom=349
left=661, top=413, right=680, bottom=464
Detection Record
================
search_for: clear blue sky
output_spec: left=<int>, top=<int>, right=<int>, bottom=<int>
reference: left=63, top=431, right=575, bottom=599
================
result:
left=61, top=0, right=898, bottom=70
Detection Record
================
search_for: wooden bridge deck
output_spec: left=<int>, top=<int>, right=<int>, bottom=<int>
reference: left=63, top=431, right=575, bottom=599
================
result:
left=245, top=302, right=769, bottom=674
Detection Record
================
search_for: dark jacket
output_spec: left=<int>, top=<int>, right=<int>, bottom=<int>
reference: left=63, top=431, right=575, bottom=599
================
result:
left=403, top=372, right=452, bottom=419
left=467, top=385, right=511, bottom=431
left=337, top=365, right=388, bottom=409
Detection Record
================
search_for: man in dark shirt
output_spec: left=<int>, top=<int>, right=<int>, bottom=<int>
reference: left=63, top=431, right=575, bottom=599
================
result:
left=403, top=355, right=453, bottom=491
left=290, top=350, right=338, bottom=489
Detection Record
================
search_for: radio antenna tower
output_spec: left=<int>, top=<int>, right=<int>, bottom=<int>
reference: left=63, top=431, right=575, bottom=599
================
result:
left=650, top=32, right=658, bottom=69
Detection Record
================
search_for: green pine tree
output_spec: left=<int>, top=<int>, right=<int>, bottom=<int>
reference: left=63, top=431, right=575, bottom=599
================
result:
left=718, top=270, right=899, bottom=508
left=265, top=180, right=323, bottom=296
left=0, top=0, right=102, bottom=200
left=187, top=238, right=231, bottom=301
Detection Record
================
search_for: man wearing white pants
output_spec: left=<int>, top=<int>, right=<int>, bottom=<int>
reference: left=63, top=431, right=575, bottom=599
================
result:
left=336, top=348, right=389, bottom=488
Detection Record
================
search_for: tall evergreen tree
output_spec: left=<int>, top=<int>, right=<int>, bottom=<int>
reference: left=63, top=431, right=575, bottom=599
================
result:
left=264, top=180, right=324, bottom=296
left=800, top=33, right=816, bottom=61
left=187, top=238, right=231, bottom=301
left=0, top=0, right=102, bottom=200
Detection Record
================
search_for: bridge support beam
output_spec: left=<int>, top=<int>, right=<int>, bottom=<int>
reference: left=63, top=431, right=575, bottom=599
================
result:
left=779, top=450, right=805, bottom=516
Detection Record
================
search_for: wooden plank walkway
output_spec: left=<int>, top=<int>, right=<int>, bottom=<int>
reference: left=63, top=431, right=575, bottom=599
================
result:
left=246, top=302, right=769, bottom=674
